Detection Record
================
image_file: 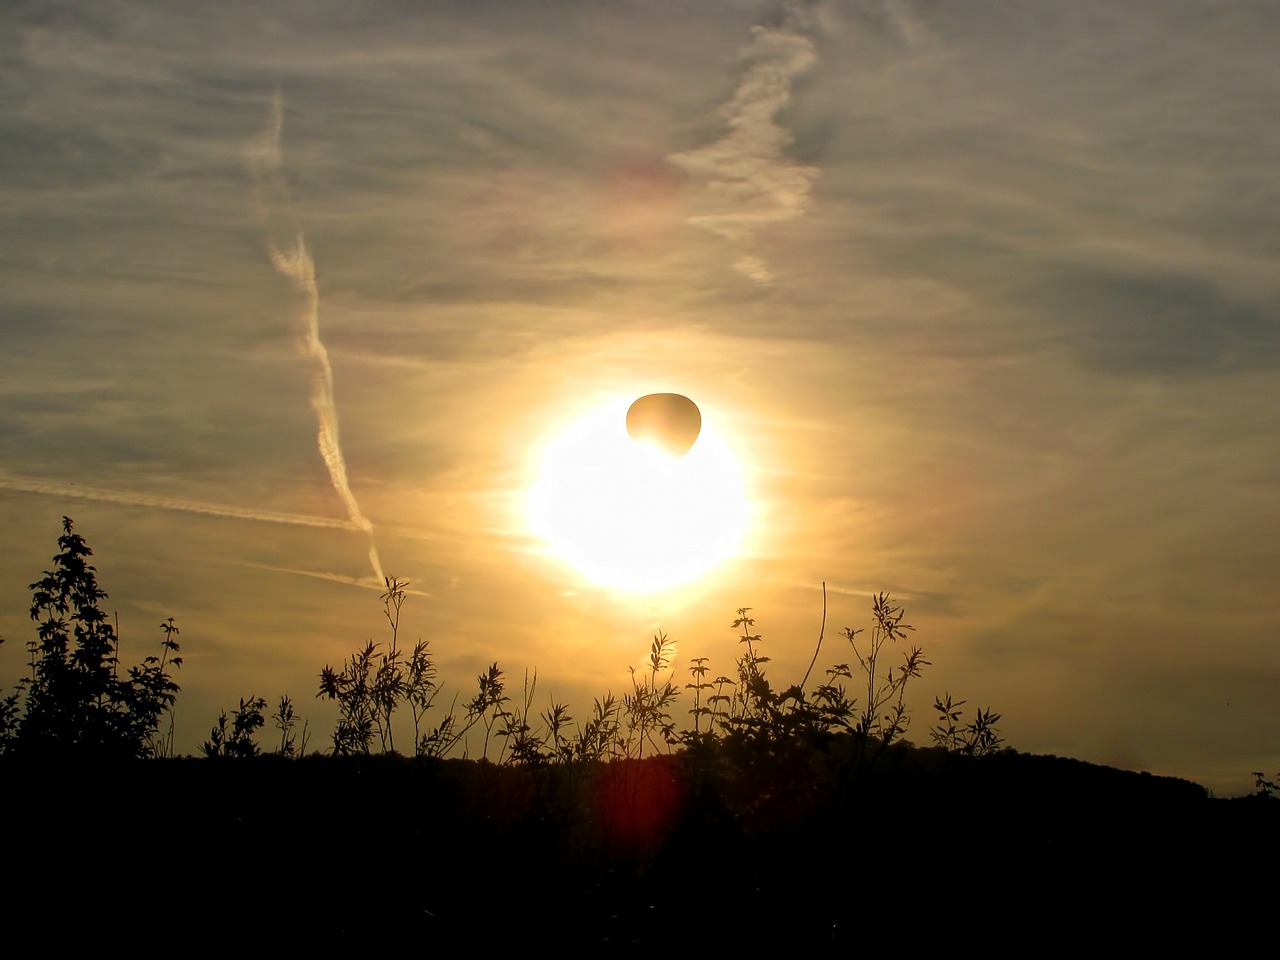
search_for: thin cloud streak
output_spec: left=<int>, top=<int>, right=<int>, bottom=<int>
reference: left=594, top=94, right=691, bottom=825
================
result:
left=668, top=19, right=820, bottom=285
left=0, top=473, right=359, bottom=531
left=247, top=91, right=385, bottom=585
left=242, top=562, right=429, bottom=596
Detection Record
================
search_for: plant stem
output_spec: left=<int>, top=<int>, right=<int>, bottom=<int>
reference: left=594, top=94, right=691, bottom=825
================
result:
left=799, top=582, right=827, bottom=694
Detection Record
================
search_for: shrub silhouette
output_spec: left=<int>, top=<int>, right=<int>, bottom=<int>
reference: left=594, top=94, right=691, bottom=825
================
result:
left=2, top=517, right=181, bottom=759
left=317, top=576, right=441, bottom=755
left=931, top=692, right=1005, bottom=756
left=679, top=593, right=932, bottom=761
left=203, top=695, right=267, bottom=758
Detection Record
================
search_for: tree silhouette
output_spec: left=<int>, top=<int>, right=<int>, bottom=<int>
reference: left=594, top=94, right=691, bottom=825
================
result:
left=12, top=517, right=180, bottom=758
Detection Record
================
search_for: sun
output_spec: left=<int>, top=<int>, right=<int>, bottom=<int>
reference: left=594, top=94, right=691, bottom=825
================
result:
left=526, top=398, right=751, bottom=593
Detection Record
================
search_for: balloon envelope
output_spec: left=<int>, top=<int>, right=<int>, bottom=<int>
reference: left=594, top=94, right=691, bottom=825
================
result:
left=626, top=393, right=702, bottom=456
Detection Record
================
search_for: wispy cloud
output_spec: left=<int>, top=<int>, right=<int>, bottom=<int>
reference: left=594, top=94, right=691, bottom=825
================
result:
left=247, top=91, right=385, bottom=586
left=668, top=16, right=819, bottom=285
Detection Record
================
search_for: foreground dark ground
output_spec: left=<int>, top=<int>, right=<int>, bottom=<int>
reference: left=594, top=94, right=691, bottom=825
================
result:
left=2, top=742, right=1274, bottom=948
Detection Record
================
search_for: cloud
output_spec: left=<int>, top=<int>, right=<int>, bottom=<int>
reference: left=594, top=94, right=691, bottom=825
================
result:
left=668, top=19, right=820, bottom=285
left=734, top=254, right=775, bottom=286
left=1029, top=268, right=1280, bottom=377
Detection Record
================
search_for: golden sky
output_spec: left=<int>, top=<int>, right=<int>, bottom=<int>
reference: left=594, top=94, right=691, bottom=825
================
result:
left=1, top=0, right=1277, bottom=794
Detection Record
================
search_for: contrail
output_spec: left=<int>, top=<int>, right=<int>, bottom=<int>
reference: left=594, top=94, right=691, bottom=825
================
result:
left=247, top=91, right=385, bottom=586
left=243, top=562, right=431, bottom=597
left=0, top=473, right=359, bottom=531
left=667, top=11, right=819, bottom=286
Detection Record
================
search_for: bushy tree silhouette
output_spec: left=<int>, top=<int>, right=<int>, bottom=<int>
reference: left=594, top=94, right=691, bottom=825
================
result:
left=10, top=517, right=181, bottom=758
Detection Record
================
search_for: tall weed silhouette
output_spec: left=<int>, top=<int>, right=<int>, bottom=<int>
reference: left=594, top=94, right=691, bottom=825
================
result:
left=271, top=694, right=309, bottom=757
left=848, top=593, right=929, bottom=744
left=623, top=632, right=679, bottom=758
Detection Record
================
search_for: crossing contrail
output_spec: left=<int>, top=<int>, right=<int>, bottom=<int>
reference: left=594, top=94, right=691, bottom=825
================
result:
left=0, top=473, right=359, bottom=531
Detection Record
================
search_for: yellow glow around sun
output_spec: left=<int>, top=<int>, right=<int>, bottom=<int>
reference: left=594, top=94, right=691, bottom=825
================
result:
left=526, top=399, right=750, bottom=593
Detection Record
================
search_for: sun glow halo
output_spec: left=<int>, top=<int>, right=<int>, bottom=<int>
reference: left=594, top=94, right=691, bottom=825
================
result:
left=526, top=400, right=750, bottom=593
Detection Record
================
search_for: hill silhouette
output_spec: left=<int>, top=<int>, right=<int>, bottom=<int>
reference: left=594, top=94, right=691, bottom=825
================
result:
left=2, top=744, right=1272, bottom=948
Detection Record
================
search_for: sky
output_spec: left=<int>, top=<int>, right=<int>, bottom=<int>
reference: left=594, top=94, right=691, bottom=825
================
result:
left=1, top=0, right=1277, bottom=794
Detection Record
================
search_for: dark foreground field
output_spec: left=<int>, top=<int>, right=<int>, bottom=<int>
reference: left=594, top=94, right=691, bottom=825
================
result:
left=2, top=743, right=1273, bottom=949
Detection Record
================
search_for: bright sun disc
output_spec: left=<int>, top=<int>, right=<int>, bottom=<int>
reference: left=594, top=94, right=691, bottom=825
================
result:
left=527, top=400, right=750, bottom=593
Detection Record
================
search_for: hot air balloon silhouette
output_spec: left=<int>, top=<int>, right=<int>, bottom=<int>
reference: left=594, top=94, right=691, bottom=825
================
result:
left=626, top=393, right=702, bottom=456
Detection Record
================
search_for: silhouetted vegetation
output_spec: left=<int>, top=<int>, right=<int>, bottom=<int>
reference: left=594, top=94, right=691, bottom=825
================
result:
left=0, top=517, right=181, bottom=758
left=931, top=692, right=1004, bottom=755
left=202, top=695, right=267, bottom=758
left=0, top=517, right=1273, bottom=946
left=271, top=693, right=308, bottom=757
left=316, top=576, right=447, bottom=755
